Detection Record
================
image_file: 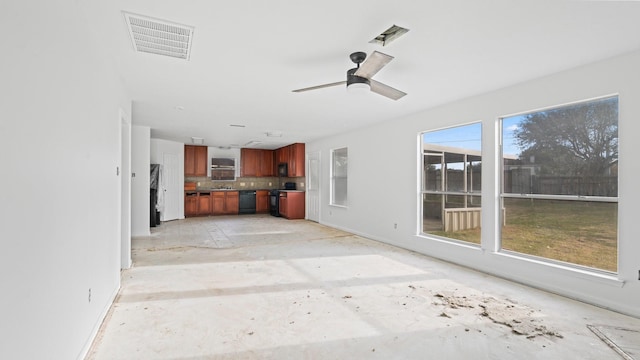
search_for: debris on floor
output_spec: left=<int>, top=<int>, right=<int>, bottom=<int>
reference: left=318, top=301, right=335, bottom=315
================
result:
left=432, top=291, right=563, bottom=339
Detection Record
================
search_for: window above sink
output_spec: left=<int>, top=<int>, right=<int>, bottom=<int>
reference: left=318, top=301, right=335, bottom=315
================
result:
left=211, top=158, right=236, bottom=181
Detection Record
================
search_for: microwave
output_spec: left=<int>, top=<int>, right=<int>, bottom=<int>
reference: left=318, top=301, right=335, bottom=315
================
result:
left=278, top=163, right=288, bottom=177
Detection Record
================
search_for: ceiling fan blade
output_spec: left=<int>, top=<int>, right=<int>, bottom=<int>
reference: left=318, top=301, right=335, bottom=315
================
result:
left=292, top=81, right=346, bottom=93
left=370, top=79, right=406, bottom=100
left=354, top=51, right=393, bottom=79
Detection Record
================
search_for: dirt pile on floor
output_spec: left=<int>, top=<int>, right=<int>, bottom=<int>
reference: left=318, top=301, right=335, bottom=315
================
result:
left=432, top=291, right=563, bottom=339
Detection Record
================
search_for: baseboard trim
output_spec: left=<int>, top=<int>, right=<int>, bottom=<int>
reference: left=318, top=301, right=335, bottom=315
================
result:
left=76, top=283, right=120, bottom=360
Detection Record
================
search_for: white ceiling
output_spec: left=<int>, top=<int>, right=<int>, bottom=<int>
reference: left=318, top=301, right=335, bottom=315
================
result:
left=83, top=1, right=640, bottom=149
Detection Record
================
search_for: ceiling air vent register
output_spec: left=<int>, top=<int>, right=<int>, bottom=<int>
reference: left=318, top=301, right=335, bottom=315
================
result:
left=123, top=12, right=194, bottom=60
left=369, top=24, right=409, bottom=47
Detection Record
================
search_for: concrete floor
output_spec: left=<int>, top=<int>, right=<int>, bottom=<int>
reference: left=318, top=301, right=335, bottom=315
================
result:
left=87, top=215, right=640, bottom=359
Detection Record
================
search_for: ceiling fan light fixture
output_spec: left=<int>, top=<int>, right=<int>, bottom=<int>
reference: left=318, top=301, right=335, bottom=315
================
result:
left=292, top=50, right=405, bottom=100
left=347, top=67, right=370, bottom=93
left=347, top=82, right=370, bottom=92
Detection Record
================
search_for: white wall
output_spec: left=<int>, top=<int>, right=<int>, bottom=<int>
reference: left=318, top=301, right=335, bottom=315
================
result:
left=0, top=1, right=129, bottom=359
left=131, top=126, right=151, bottom=237
left=308, top=50, right=640, bottom=318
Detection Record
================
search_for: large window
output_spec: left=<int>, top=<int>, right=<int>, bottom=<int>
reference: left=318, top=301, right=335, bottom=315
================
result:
left=421, top=123, right=482, bottom=244
left=331, top=147, right=348, bottom=206
left=501, top=96, right=618, bottom=272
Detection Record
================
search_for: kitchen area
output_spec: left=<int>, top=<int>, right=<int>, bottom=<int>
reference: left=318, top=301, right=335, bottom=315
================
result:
left=183, top=143, right=306, bottom=220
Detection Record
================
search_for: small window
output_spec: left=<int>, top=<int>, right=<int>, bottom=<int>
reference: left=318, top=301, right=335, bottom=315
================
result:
left=421, top=123, right=482, bottom=244
left=500, top=96, right=618, bottom=272
left=331, top=147, right=348, bottom=206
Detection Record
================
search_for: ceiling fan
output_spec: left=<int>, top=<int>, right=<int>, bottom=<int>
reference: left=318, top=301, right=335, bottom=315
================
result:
left=292, top=51, right=406, bottom=100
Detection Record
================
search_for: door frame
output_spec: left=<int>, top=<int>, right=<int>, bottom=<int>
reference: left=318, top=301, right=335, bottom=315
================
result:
left=120, top=108, right=132, bottom=269
left=162, top=152, right=181, bottom=221
left=306, top=151, right=321, bottom=222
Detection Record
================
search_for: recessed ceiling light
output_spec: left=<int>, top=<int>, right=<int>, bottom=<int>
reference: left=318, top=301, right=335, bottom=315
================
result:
left=369, top=24, right=409, bottom=46
left=229, top=124, right=246, bottom=128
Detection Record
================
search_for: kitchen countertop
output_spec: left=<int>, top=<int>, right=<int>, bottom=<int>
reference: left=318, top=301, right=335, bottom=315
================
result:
left=185, top=189, right=236, bottom=194
left=186, top=189, right=273, bottom=192
left=186, top=189, right=303, bottom=193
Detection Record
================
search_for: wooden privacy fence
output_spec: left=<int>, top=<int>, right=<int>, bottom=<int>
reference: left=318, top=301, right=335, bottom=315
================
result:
left=443, top=207, right=481, bottom=232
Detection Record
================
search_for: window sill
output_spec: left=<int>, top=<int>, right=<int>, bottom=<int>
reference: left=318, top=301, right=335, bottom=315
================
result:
left=329, top=204, right=348, bottom=209
left=417, top=233, right=483, bottom=251
left=495, top=251, right=624, bottom=288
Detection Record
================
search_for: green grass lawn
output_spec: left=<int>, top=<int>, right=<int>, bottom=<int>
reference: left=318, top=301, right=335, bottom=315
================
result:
left=428, top=198, right=618, bottom=272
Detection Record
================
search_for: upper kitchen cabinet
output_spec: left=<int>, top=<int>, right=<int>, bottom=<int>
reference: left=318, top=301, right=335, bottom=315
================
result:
left=276, top=145, right=289, bottom=165
left=241, top=148, right=275, bottom=177
left=260, top=150, right=275, bottom=177
left=240, top=143, right=303, bottom=178
left=184, top=145, right=208, bottom=177
left=240, top=148, right=259, bottom=177
left=276, top=143, right=305, bottom=177
left=288, top=143, right=305, bottom=177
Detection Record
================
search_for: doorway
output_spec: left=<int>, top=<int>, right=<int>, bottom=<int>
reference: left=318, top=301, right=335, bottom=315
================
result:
left=162, top=153, right=181, bottom=221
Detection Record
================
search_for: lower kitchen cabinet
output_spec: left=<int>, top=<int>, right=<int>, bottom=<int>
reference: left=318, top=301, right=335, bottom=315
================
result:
left=212, top=191, right=239, bottom=215
left=226, top=192, right=239, bottom=214
left=185, top=193, right=198, bottom=216
left=279, top=195, right=287, bottom=217
left=212, top=192, right=224, bottom=214
left=197, top=193, right=211, bottom=214
left=256, top=190, right=269, bottom=213
left=185, top=191, right=238, bottom=217
left=279, top=191, right=305, bottom=219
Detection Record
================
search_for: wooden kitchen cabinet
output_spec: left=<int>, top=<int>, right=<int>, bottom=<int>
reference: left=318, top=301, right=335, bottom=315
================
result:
left=226, top=192, right=239, bottom=214
left=260, top=150, right=275, bottom=177
left=242, top=143, right=303, bottom=178
left=275, top=143, right=305, bottom=177
left=185, top=145, right=208, bottom=177
left=185, top=193, right=198, bottom=216
left=279, top=194, right=287, bottom=217
left=185, top=192, right=212, bottom=217
left=276, top=146, right=290, bottom=167
left=279, top=191, right=305, bottom=219
left=240, top=148, right=259, bottom=176
left=197, top=193, right=212, bottom=214
left=256, top=190, right=269, bottom=213
left=288, top=143, right=305, bottom=177
left=241, top=148, right=275, bottom=177
left=212, top=191, right=239, bottom=215
left=212, top=192, right=225, bottom=214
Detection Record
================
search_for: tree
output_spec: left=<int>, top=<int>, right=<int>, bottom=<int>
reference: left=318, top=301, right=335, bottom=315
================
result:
left=514, top=97, right=618, bottom=176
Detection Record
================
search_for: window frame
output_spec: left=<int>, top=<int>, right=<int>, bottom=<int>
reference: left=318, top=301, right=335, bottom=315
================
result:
left=498, top=95, right=619, bottom=273
left=419, top=122, right=483, bottom=245
left=330, top=147, right=348, bottom=207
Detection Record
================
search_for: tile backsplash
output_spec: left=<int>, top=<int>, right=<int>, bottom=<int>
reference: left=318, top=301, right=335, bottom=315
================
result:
left=185, top=176, right=305, bottom=191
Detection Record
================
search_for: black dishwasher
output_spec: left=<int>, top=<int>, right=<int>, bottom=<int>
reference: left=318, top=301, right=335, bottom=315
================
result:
left=238, top=190, right=256, bottom=214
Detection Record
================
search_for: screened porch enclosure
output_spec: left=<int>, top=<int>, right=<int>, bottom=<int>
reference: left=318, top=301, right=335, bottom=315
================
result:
left=422, top=144, right=482, bottom=234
